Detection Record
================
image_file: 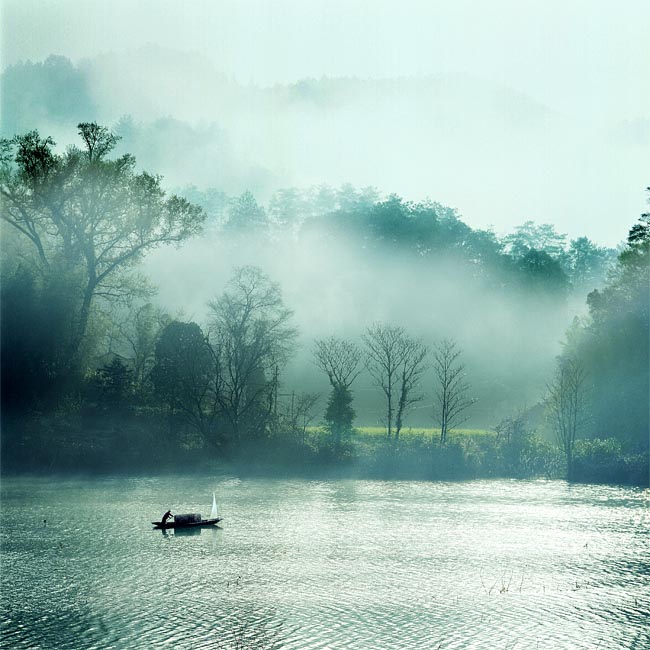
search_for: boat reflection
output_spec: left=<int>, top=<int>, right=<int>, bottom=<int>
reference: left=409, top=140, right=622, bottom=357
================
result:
left=161, top=527, right=202, bottom=537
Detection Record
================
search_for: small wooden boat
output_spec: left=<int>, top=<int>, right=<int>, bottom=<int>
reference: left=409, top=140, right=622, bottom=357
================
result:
left=152, top=517, right=222, bottom=530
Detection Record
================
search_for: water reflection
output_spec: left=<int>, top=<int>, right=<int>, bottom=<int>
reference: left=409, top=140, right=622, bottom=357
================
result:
left=1, top=477, right=649, bottom=650
left=160, top=527, right=202, bottom=537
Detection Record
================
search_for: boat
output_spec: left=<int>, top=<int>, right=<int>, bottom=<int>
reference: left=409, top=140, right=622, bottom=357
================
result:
left=152, top=517, right=222, bottom=530
left=152, top=511, right=222, bottom=529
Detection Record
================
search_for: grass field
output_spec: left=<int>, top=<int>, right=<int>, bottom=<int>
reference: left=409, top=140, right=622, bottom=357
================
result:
left=355, top=426, right=495, bottom=439
left=306, top=426, right=496, bottom=443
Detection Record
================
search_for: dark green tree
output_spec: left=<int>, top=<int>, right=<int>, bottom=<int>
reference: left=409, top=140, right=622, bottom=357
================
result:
left=324, top=385, right=355, bottom=452
left=573, top=205, right=649, bottom=449
left=0, top=123, right=204, bottom=368
left=151, top=321, right=219, bottom=443
left=0, top=266, right=80, bottom=412
left=517, top=249, right=569, bottom=298
left=93, top=357, right=133, bottom=410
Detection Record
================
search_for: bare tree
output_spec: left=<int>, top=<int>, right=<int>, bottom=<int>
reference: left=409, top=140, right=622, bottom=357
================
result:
left=394, top=334, right=429, bottom=440
left=363, top=323, right=428, bottom=440
left=279, top=391, right=321, bottom=444
left=546, top=356, right=588, bottom=480
left=208, top=266, right=298, bottom=441
left=313, top=336, right=362, bottom=390
left=313, top=336, right=362, bottom=452
left=114, top=302, right=171, bottom=389
left=432, top=338, right=474, bottom=445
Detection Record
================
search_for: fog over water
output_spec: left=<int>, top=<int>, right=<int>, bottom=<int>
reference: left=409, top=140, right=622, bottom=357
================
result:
left=3, top=476, right=649, bottom=650
left=2, top=7, right=649, bottom=649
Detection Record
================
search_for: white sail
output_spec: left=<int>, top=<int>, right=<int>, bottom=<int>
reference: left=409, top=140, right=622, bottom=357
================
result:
left=210, top=492, right=218, bottom=518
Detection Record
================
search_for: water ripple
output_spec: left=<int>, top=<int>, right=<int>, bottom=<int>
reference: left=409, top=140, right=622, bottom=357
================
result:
left=2, top=477, right=649, bottom=649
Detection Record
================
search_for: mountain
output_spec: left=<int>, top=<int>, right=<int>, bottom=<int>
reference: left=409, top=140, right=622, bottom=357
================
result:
left=1, top=47, right=646, bottom=243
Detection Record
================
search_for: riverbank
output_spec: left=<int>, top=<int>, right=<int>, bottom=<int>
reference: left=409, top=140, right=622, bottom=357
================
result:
left=2, top=414, right=647, bottom=486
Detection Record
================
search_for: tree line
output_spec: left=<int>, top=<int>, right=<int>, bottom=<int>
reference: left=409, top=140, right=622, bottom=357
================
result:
left=1, top=124, right=647, bottom=483
left=43, top=263, right=475, bottom=458
left=184, top=184, right=615, bottom=301
left=546, top=201, right=649, bottom=482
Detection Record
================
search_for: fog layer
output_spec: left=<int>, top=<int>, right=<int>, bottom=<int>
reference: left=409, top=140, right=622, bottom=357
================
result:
left=2, top=49, right=647, bottom=245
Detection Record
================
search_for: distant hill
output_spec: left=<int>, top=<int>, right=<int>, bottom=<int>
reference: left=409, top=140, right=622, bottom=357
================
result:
left=1, top=47, right=646, bottom=243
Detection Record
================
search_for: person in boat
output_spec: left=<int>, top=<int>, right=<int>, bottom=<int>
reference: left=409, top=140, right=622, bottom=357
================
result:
left=161, top=510, right=173, bottom=526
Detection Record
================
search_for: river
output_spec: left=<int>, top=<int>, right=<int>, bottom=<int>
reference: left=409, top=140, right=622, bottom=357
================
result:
left=1, top=476, right=649, bottom=649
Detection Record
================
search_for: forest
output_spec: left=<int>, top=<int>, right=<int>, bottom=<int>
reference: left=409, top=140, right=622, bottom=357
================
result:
left=1, top=122, right=647, bottom=485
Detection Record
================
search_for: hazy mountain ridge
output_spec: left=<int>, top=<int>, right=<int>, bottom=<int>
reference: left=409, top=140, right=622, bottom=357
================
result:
left=0, top=50, right=621, bottom=428
left=2, top=47, right=646, bottom=244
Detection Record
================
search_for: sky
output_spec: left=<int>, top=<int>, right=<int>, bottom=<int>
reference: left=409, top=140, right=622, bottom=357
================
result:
left=2, top=0, right=649, bottom=245
left=3, top=0, right=649, bottom=121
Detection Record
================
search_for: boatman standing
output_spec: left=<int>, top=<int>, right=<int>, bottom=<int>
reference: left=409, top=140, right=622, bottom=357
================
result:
left=162, top=510, right=173, bottom=526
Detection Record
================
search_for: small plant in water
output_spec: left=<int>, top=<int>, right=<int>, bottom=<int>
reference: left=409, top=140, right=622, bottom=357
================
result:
left=499, top=573, right=513, bottom=593
left=231, top=619, right=284, bottom=650
left=221, top=606, right=287, bottom=650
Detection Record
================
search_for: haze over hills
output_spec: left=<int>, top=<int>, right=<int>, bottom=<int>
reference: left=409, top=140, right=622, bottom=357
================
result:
left=2, top=46, right=647, bottom=246
left=1, top=46, right=645, bottom=430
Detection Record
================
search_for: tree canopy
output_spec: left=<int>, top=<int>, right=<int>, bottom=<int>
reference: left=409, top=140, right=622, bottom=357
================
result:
left=560, top=197, right=649, bottom=450
left=1, top=123, right=205, bottom=364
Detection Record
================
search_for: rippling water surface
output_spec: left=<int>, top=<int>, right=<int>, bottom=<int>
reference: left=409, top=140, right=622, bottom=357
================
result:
left=1, top=476, right=649, bottom=649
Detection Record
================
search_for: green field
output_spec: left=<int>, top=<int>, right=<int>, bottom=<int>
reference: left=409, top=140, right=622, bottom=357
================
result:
left=306, top=426, right=496, bottom=443
left=356, top=426, right=494, bottom=438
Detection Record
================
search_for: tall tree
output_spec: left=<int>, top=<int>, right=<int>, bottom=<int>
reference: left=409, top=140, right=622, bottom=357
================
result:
left=546, top=356, right=588, bottom=480
left=362, top=323, right=428, bottom=440
left=394, top=334, right=429, bottom=440
left=313, top=336, right=362, bottom=453
left=208, top=266, right=297, bottom=441
left=0, top=123, right=204, bottom=365
left=225, top=190, right=268, bottom=235
left=432, top=339, right=474, bottom=445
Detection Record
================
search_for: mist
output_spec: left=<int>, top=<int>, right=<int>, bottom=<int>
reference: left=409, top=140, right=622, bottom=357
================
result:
left=2, top=45, right=648, bottom=246
left=1, top=1, right=647, bottom=480
left=3, top=7, right=650, bottom=650
left=141, top=211, right=570, bottom=429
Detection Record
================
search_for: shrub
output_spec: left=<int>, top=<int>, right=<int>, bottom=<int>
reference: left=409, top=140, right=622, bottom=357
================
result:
left=573, top=438, right=649, bottom=485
